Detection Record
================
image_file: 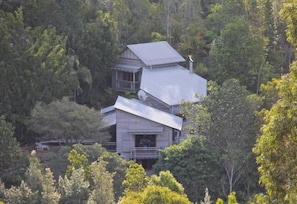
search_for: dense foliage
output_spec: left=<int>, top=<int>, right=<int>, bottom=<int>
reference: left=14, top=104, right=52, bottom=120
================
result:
left=27, top=97, right=108, bottom=144
left=153, top=136, right=222, bottom=202
left=0, top=0, right=297, bottom=203
left=0, top=116, right=28, bottom=186
left=253, top=1, right=297, bottom=203
left=179, top=79, right=263, bottom=201
left=120, top=162, right=191, bottom=204
left=0, top=0, right=292, bottom=142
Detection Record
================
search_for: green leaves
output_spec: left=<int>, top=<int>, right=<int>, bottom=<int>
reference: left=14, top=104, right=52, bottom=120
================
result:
left=181, top=79, right=262, bottom=200
left=120, top=168, right=191, bottom=204
left=87, top=160, right=115, bottom=204
left=154, top=137, right=221, bottom=202
left=0, top=116, right=28, bottom=186
left=208, top=20, right=268, bottom=91
left=0, top=8, right=80, bottom=142
left=150, top=171, right=185, bottom=195
left=28, top=97, right=108, bottom=144
left=122, top=161, right=148, bottom=194
left=254, top=60, right=297, bottom=201
left=58, top=168, right=90, bottom=204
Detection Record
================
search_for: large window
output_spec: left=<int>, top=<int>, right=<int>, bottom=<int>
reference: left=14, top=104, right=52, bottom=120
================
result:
left=135, top=134, right=156, bottom=147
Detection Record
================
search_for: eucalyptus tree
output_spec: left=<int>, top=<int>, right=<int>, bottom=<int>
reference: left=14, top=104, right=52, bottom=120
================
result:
left=87, top=160, right=115, bottom=204
left=181, top=79, right=262, bottom=200
left=3, top=181, right=37, bottom=204
left=24, top=161, right=60, bottom=204
left=46, top=143, right=128, bottom=201
left=253, top=58, right=297, bottom=203
left=253, top=0, right=292, bottom=75
left=253, top=1, right=297, bottom=202
left=58, top=168, right=90, bottom=204
left=153, top=136, right=222, bottom=202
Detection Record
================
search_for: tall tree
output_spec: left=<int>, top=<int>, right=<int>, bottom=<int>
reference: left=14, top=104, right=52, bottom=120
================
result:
left=72, top=10, right=118, bottom=107
left=20, top=0, right=119, bottom=108
left=24, top=159, right=60, bottom=204
left=45, top=143, right=128, bottom=201
left=0, top=8, right=78, bottom=142
left=253, top=1, right=297, bottom=202
left=58, top=168, right=90, bottom=204
left=153, top=136, right=222, bottom=202
left=0, top=116, right=28, bottom=186
left=182, top=79, right=262, bottom=200
left=87, top=160, right=115, bottom=204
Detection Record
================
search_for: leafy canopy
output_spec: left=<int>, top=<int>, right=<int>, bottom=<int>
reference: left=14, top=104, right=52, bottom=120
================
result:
left=28, top=97, right=108, bottom=144
left=153, top=136, right=221, bottom=202
left=253, top=1, right=297, bottom=202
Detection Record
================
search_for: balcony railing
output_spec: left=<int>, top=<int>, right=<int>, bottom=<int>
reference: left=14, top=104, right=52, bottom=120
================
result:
left=130, top=147, right=160, bottom=159
left=116, top=80, right=140, bottom=92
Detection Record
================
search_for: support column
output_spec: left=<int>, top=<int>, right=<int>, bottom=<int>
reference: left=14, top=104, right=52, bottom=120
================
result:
left=132, top=72, right=135, bottom=91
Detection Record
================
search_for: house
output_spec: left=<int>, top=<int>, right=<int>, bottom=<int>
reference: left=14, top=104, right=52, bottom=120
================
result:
left=112, top=41, right=185, bottom=93
left=114, top=96, right=183, bottom=168
left=102, top=41, right=207, bottom=168
left=112, top=41, right=207, bottom=114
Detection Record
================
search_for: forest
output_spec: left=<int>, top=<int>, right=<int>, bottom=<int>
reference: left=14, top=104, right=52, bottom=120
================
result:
left=1, top=0, right=297, bottom=203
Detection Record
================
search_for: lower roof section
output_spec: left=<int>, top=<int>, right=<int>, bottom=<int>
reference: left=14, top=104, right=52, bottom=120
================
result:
left=140, top=65, right=207, bottom=106
left=114, top=96, right=183, bottom=130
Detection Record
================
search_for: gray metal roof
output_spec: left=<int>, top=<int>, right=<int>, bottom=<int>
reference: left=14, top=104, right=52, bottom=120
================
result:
left=113, top=58, right=143, bottom=72
left=101, top=105, right=115, bottom=114
left=100, top=106, right=116, bottom=129
left=127, top=41, right=185, bottom=66
left=140, top=65, right=207, bottom=106
left=113, top=64, right=141, bottom=72
left=114, top=96, right=183, bottom=130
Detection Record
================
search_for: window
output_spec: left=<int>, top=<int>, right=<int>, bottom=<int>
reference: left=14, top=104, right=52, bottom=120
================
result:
left=135, top=134, right=156, bottom=147
left=122, top=72, right=140, bottom=81
left=123, top=72, right=133, bottom=81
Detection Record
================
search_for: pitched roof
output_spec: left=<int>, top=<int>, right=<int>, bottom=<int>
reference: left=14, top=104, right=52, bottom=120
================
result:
left=114, top=96, right=183, bottom=130
left=140, top=65, right=207, bottom=106
left=100, top=106, right=116, bottom=129
left=127, top=41, right=185, bottom=66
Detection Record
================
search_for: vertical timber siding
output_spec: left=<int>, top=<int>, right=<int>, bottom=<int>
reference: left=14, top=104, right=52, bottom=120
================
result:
left=116, top=109, right=173, bottom=160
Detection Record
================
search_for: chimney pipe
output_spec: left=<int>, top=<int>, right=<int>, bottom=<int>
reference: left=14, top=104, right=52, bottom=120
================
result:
left=188, top=55, right=193, bottom=73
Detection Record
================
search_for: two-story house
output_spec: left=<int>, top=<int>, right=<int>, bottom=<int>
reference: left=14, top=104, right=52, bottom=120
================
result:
left=102, top=41, right=207, bottom=169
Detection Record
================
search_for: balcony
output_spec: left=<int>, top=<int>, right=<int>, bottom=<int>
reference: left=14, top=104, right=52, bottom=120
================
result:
left=116, top=80, right=140, bottom=92
left=130, top=147, right=160, bottom=159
